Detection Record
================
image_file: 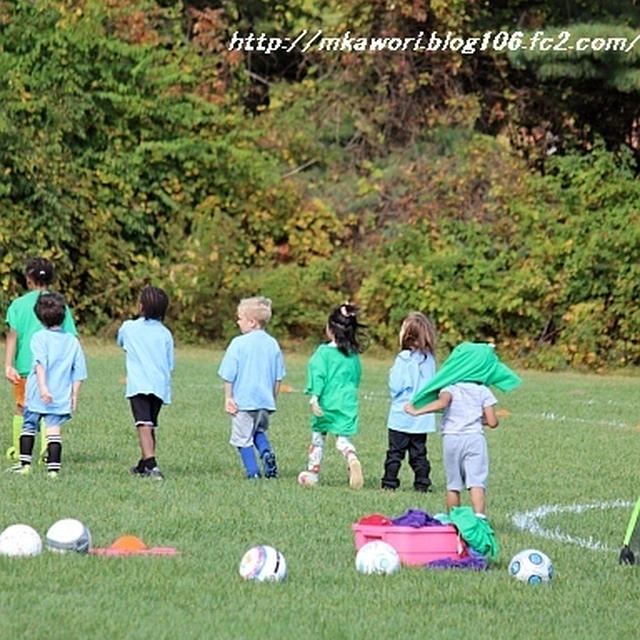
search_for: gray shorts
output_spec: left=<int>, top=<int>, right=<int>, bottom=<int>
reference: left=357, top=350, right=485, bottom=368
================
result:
left=442, top=432, right=488, bottom=491
left=230, top=410, right=271, bottom=448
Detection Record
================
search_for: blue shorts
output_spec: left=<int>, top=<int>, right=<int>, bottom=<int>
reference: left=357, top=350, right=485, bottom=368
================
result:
left=22, top=409, right=70, bottom=434
left=442, top=432, right=489, bottom=491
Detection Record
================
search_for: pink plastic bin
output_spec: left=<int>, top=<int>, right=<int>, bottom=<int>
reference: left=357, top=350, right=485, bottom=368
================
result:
left=352, top=523, right=465, bottom=566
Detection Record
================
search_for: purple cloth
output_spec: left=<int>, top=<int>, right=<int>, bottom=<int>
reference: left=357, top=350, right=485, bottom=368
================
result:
left=391, top=509, right=443, bottom=527
left=425, top=552, right=489, bottom=571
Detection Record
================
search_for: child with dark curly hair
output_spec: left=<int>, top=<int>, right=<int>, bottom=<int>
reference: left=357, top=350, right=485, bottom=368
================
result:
left=300, top=303, right=367, bottom=489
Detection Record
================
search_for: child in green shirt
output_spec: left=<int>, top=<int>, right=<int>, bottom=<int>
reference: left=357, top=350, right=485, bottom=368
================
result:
left=300, top=304, right=367, bottom=489
left=4, top=258, right=76, bottom=462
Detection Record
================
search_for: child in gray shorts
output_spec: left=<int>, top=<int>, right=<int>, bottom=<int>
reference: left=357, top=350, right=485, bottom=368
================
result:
left=406, top=381, right=498, bottom=516
left=404, top=342, right=521, bottom=517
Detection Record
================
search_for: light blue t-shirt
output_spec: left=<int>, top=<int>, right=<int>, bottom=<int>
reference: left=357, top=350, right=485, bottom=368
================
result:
left=218, top=329, right=285, bottom=411
left=387, top=350, right=436, bottom=434
left=440, top=383, right=497, bottom=435
left=117, top=317, right=174, bottom=403
left=26, top=329, right=87, bottom=415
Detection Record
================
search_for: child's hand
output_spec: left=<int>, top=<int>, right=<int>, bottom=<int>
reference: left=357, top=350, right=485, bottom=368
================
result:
left=5, top=365, right=20, bottom=385
left=224, top=397, right=238, bottom=415
left=404, top=402, right=418, bottom=416
left=39, top=386, right=53, bottom=404
left=309, top=396, right=324, bottom=417
left=71, top=395, right=78, bottom=412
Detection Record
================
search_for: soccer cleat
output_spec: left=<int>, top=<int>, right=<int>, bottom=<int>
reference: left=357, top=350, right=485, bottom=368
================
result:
left=145, top=466, right=164, bottom=480
left=5, top=445, right=17, bottom=461
left=129, top=465, right=146, bottom=476
left=262, top=451, right=277, bottom=478
left=47, top=470, right=59, bottom=479
left=10, top=464, right=30, bottom=475
left=348, top=459, right=364, bottom=490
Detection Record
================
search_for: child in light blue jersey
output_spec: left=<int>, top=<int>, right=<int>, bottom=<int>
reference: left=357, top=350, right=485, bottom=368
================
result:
left=117, top=286, right=174, bottom=480
left=218, top=297, right=285, bottom=479
left=381, top=312, right=437, bottom=492
left=12, top=292, right=87, bottom=477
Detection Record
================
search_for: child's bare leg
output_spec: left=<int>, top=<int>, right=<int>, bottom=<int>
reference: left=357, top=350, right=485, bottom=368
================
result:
left=469, top=487, right=486, bottom=515
left=336, top=436, right=363, bottom=489
left=446, top=490, right=461, bottom=512
left=137, top=424, right=155, bottom=459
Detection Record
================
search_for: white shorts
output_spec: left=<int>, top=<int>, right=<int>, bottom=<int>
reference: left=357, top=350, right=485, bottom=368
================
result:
left=230, top=410, right=271, bottom=448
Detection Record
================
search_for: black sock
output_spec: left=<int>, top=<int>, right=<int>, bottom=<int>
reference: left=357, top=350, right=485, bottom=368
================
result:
left=19, top=434, right=35, bottom=465
left=135, top=458, right=146, bottom=473
left=47, top=436, right=62, bottom=472
left=144, top=457, right=157, bottom=470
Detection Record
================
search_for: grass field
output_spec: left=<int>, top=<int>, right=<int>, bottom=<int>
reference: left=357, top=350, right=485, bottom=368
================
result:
left=1, top=342, right=639, bottom=640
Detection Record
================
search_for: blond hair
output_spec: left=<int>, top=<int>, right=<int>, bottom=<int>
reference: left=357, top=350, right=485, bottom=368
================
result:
left=238, top=296, right=273, bottom=327
left=399, top=312, right=436, bottom=355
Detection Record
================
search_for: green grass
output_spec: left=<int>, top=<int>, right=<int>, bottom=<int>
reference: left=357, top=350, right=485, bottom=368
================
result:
left=1, top=343, right=640, bottom=639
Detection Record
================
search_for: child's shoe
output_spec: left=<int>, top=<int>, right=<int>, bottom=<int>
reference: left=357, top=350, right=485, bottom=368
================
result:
left=5, top=446, right=17, bottom=461
left=10, top=464, right=30, bottom=475
left=47, top=470, right=59, bottom=479
left=414, top=480, right=432, bottom=493
left=348, top=459, right=364, bottom=490
left=247, top=472, right=261, bottom=480
left=145, top=466, right=164, bottom=480
left=129, top=461, right=146, bottom=476
left=263, top=451, right=277, bottom=478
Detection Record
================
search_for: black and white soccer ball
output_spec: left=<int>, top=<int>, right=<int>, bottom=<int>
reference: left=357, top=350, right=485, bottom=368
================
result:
left=45, top=518, right=92, bottom=554
left=508, top=548, right=553, bottom=584
left=239, top=545, right=287, bottom=582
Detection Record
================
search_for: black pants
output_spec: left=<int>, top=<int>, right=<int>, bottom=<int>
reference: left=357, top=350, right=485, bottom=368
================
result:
left=381, top=429, right=431, bottom=491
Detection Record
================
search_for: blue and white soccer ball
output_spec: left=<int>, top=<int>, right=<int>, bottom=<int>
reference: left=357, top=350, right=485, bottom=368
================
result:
left=45, top=518, right=92, bottom=554
left=239, top=545, right=287, bottom=582
left=0, top=523, right=42, bottom=557
left=355, top=540, right=400, bottom=575
left=508, top=548, right=553, bottom=584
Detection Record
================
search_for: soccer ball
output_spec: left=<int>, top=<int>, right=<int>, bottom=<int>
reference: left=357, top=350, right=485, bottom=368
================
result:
left=355, top=540, right=400, bottom=575
left=45, top=518, right=92, bottom=554
left=239, top=545, right=287, bottom=582
left=508, top=548, right=553, bottom=584
left=297, top=471, right=318, bottom=487
left=0, top=524, right=42, bottom=557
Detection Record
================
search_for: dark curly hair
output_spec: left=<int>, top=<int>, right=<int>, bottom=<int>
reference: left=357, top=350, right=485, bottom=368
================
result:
left=25, top=257, right=55, bottom=287
left=35, top=292, right=66, bottom=328
left=327, top=303, right=367, bottom=356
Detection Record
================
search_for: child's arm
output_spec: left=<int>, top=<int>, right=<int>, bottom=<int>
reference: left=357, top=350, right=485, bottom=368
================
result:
left=482, top=404, right=499, bottom=428
left=35, top=363, right=52, bottom=404
left=405, top=391, right=451, bottom=416
left=71, top=380, right=82, bottom=412
left=223, top=381, right=237, bottom=415
left=4, top=329, right=20, bottom=383
left=273, top=380, right=281, bottom=399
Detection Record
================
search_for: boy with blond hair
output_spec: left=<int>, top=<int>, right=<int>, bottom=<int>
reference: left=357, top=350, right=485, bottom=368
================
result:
left=218, top=297, right=285, bottom=479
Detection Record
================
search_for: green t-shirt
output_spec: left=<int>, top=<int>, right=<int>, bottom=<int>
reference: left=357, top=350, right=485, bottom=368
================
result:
left=5, top=290, right=77, bottom=376
left=305, top=343, right=361, bottom=437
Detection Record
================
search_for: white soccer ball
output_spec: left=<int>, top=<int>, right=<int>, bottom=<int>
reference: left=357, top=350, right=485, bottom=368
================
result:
left=0, top=524, right=42, bottom=557
left=45, top=518, right=92, bottom=554
left=239, top=545, right=287, bottom=582
left=355, top=540, right=400, bottom=575
left=508, top=548, right=553, bottom=584
left=297, top=471, right=318, bottom=487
